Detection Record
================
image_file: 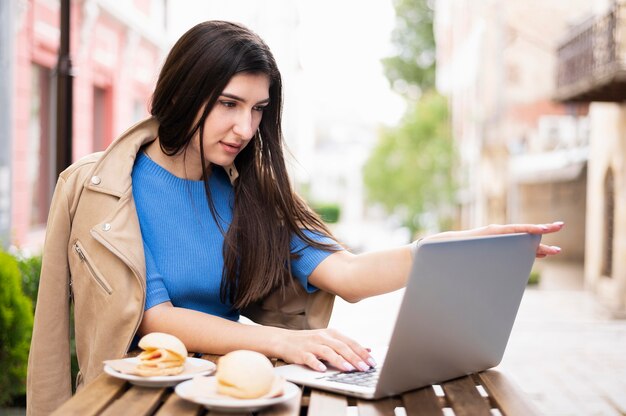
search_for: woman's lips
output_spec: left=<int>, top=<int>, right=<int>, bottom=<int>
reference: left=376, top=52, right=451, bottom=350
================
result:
left=220, top=142, right=241, bottom=154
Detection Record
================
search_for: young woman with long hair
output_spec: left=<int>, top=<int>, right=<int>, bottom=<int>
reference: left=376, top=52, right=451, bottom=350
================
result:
left=27, top=20, right=563, bottom=415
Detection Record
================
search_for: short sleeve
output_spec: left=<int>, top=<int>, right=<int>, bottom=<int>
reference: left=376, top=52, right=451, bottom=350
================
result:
left=144, top=243, right=171, bottom=310
left=290, top=230, right=342, bottom=293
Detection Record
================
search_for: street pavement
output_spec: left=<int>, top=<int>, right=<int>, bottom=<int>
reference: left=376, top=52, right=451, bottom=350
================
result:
left=329, top=259, right=626, bottom=415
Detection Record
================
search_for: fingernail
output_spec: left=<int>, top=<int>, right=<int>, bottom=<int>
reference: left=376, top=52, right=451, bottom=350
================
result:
left=357, top=361, right=369, bottom=371
left=367, top=357, right=377, bottom=367
left=318, top=363, right=327, bottom=371
left=554, top=221, right=564, bottom=226
left=343, top=362, right=356, bottom=371
left=552, top=246, right=561, bottom=252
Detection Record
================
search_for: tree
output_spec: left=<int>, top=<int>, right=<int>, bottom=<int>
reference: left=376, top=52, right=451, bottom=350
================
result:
left=364, top=0, right=456, bottom=235
left=363, top=92, right=454, bottom=234
left=382, top=0, right=437, bottom=98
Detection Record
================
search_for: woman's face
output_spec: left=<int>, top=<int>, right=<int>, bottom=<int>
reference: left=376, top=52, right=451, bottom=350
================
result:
left=195, top=72, right=270, bottom=168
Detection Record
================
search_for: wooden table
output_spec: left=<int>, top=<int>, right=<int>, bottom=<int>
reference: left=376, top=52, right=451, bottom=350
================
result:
left=52, top=355, right=540, bottom=416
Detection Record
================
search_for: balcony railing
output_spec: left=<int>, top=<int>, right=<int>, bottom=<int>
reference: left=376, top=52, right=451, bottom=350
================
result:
left=555, top=4, right=626, bottom=102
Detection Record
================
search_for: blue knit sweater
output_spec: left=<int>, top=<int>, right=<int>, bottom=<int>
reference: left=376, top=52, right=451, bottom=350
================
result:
left=131, top=152, right=336, bottom=321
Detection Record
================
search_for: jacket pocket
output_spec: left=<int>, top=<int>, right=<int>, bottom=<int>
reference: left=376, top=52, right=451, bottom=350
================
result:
left=73, top=241, right=113, bottom=295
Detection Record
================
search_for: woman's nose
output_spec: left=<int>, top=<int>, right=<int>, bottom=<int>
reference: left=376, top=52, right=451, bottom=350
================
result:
left=233, top=111, right=255, bottom=139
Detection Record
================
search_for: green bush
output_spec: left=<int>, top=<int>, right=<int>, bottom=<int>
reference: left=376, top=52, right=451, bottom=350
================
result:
left=13, top=252, right=79, bottom=394
left=313, top=203, right=341, bottom=223
left=18, top=254, right=42, bottom=303
left=0, top=251, right=34, bottom=406
left=528, top=270, right=541, bottom=285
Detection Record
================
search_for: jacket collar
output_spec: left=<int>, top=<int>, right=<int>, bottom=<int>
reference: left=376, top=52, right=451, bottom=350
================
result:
left=87, top=117, right=159, bottom=197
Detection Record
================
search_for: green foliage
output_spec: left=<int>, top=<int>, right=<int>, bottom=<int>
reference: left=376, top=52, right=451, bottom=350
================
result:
left=18, top=254, right=42, bottom=304
left=13, top=252, right=80, bottom=394
left=0, top=251, right=34, bottom=406
left=366, top=0, right=456, bottom=235
left=312, top=203, right=341, bottom=224
left=363, top=92, right=456, bottom=234
left=528, top=270, right=541, bottom=285
left=382, top=0, right=437, bottom=96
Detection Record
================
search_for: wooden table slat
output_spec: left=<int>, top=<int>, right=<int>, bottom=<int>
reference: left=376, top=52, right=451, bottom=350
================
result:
left=401, top=385, right=445, bottom=416
left=154, top=392, right=202, bottom=416
left=441, top=376, right=492, bottom=416
left=307, top=390, right=349, bottom=415
left=477, top=370, right=541, bottom=416
left=357, top=397, right=401, bottom=416
left=100, top=386, right=167, bottom=416
left=259, top=385, right=302, bottom=416
left=51, top=373, right=127, bottom=416
left=199, top=353, right=221, bottom=364
left=205, top=410, right=249, bottom=416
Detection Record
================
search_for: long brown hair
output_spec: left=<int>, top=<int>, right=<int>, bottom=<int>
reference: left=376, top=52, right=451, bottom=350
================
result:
left=150, top=21, right=338, bottom=309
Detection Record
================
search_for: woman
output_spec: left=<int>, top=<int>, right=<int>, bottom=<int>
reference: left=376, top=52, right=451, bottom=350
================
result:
left=27, top=21, right=563, bottom=415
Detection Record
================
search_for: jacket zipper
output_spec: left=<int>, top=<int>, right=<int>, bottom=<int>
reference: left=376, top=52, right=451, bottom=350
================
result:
left=90, top=230, right=145, bottom=354
left=73, top=242, right=113, bottom=295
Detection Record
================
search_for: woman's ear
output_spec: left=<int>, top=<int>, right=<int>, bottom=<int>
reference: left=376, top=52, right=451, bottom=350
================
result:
left=225, top=163, right=239, bottom=185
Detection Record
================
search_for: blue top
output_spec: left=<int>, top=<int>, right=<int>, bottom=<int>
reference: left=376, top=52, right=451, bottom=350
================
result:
left=131, top=152, right=337, bottom=321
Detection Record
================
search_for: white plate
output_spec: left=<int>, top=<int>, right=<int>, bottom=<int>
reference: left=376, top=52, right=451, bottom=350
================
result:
left=175, top=377, right=300, bottom=413
left=103, top=357, right=216, bottom=387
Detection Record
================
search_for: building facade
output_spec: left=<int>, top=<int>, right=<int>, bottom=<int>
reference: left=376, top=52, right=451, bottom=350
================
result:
left=10, top=0, right=167, bottom=250
left=435, top=0, right=591, bottom=261
left=436, top=0, right=626, bottom=315
left=555, top=0, right=626, bottom=315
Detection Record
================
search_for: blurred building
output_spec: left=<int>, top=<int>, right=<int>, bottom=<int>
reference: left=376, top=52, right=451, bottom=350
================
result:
left=436, top=0, right=626, bottom=315
left=9, top=0, right=167, bottom=249
left=555, top=0, right=626, bottom=315
left=435, top=0, right=591, bottom=261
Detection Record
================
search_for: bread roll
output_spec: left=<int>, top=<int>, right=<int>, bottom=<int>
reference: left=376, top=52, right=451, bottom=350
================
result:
left=136, top=332, right=187, bottom=376
left=216, top=350, right=275, bottom=399
left=138, top=332, right=187, bottom=359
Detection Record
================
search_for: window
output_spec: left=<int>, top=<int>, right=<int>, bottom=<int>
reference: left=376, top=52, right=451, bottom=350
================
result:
left=601, top=168, right=615, bottom=277
left=132, top=99, right=147, bottom=124
left=93, top=85, right=112, bottom=151
left=28, top=64, right=53, bottom=228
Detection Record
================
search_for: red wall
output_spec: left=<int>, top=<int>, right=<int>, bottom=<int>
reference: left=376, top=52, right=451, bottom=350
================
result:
left=11, top=1, right=164, bottom=249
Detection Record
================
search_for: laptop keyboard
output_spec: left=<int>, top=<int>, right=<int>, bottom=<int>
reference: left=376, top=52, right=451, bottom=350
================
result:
left=324, top=367, right=379, bottom=387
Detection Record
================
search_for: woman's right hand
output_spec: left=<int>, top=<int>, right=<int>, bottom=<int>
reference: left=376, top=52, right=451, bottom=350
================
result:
left=277, top=328, right=375, bottom=372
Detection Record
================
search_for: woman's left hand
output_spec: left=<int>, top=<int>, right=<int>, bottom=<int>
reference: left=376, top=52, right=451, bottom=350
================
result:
left=421, top=221, right=564, bottom=258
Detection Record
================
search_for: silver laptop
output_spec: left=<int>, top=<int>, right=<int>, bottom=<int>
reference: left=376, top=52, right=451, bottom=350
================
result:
left=275, top=233, right=541, bottom=399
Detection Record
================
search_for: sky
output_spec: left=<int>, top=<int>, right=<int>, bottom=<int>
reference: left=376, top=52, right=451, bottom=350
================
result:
left=166, top=0, right=406, bottom=128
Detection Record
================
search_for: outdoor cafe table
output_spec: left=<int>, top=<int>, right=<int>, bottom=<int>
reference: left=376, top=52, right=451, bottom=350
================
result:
left=51, top=354, right=540, bottom=416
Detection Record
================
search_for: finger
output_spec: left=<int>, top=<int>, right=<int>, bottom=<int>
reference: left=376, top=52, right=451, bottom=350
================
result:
left=325, top=330, right=376, bottom=369
left=534, top=221, right=565, bottom=234
left=301, top=352, right=328, bottom=372
left=537, top=244, right=561, bottom=256
left=313, top=344, right=359, bottom=372
left=499, top=222, right=564, bottom=235
left=324, top=337, right=373, bottom=371
left=483, top=223, right=543, bottom=235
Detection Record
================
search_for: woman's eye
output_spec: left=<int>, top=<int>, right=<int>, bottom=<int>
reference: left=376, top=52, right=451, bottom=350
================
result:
left=220, top=101, right=236, bottom=108
left=253, top=105, right=267, bottom=112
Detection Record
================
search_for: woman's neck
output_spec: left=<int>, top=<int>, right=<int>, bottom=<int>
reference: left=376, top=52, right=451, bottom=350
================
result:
left=144, top=138, right=209, bottom=180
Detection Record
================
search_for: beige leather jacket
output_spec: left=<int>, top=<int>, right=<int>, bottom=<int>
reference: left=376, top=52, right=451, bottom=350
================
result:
left=27, top=117, right=335, bottom=415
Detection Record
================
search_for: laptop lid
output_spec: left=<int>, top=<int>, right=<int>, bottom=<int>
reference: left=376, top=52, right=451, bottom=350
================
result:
left=373, top=232, right=540, bottom=397
left=275, top=233, right=541, bottom=399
